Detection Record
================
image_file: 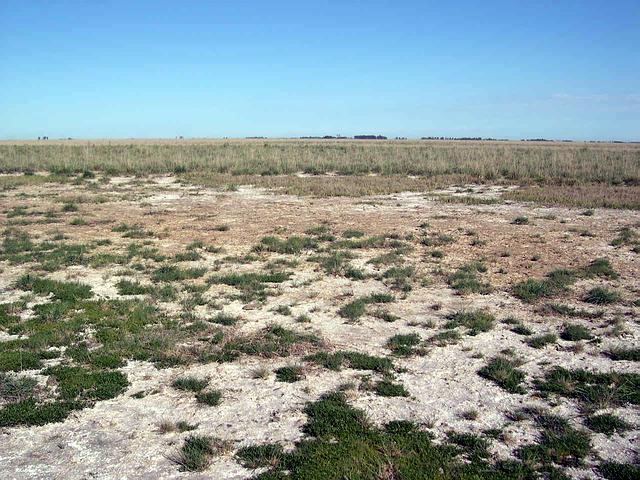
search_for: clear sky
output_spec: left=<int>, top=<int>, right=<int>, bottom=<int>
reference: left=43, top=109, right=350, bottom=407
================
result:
left=1, top=0, right=638, bottom=140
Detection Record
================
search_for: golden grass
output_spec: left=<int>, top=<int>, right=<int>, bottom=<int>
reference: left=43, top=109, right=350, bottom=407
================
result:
left=1, top=139, right=638, bottom=207
left=503, top=184, right=640, bottom=210
left=181, top=173, right=476, bottom=197
left=1, top=139, right=638, bottom=185
left=0, top=174, right=69, bottom=191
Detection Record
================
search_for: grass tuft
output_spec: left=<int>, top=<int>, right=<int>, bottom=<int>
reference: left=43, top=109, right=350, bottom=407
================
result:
left=274, top=365, right=304, bottom=383
left=236, top=444, right=284, bottom=469
left=527, top=333, right=558, bottom=349
left=606, top=347, right=640, bottom=361
left=374, top=380, right=409, bottom=397
left=478, top=357, right=526, bottom=394
left=172, top=376, right=209, bottom=393
left=16, top=274, right=93, bottom=301
left=585, top=414, right=632, bottom=435
left=338, top=293, right=395, bottom=320
left=172, top=435, right=229, bottom=472
left=446, top=310, right=495, bottom=335
left=196, top=390, right=222, bottom=406
left=560, top=324, right=593, bottom=341
left=583, top=287, right=619, bottom=305
left=386, top=333, right=422, bottom=356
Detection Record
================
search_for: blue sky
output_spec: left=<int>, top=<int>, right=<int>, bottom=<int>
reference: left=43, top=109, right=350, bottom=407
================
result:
left=1, top=0, right=638, bottom=140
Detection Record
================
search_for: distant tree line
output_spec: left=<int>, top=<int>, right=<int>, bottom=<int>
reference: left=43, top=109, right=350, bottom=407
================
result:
left=354, top=135, right=387, bottom=140
left=299, top=135, right=349, bottom=139
left=421, top=136, right=503, bottom=141
left=298, top=135, right=388, bottom=140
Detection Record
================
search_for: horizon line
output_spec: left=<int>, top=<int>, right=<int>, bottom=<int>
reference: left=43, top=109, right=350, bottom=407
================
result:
left=1, top=136, right=638, bottom=144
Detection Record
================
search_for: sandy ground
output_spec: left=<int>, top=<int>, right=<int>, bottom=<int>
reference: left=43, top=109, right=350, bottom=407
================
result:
left=0, top=175, right=638, bottom=479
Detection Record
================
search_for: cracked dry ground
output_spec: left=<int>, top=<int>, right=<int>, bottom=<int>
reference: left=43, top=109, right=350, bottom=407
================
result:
left=0, top=175, right=638, bottom=479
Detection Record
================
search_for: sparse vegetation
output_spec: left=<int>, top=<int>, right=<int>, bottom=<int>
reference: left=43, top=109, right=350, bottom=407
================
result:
left=448, top=262, right=491, bottom=294
left=1, top=143, right=638, bottom=477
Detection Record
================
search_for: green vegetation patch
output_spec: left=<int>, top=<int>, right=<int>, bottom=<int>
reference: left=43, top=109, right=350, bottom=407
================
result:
left=446, top=310, right=495, bottom=335
left=583, top=258, right=619, bottom=279
left=1, top=229, right=93, bottom=271
left=309, top=250, right=355, bottom=275
left=208, top=271, right=290, bottom=301
left=541, top=303, right=603, bottom=319
left=16, top=274, right=92, bottom=301
left=254, top=235, right=317, bottom=254
left=517, top=412, right=591, bottom=468
left=173, top=376, right=209, bottom=393
left=374, top=380, right=409, bottom=397
left=242, top=390, right=544, bottom=479
left=599, top=462, right=640, bottom=480
left=0, top=365, right=128, bottom=428
left=0, top=303, right=21, bottom=328
left=116, top=279, right=150, bottom=295
left=583, top=287, right=619, bottom=305
left=512, top=269, right=576, bottom=303
left=585, top=414, right=633, bottom=436
left=153, top=265, right=206, bottom=282
left=0, top=398, right=79, bottom=427
left=236, top=443, right=284, bottom=469
left=0, top=350, right=46, bottom=372
left=196, top=390, right=222, bottom=406
left=338, top=293, right=395, bottom=321
left=386, top=333, right=422, bottom=356
left=208, top=325, right=321, bottom=362
left=448, top=262, right=490, bottom=295
left=536, top=367, right=640, bottom=407
left=112, top=223, right=154, bottom=239
left=172, top=435, right=229, bottom=472
left=0, top=372, right=38, bottom=402
left=44, top=365, right=128, bottom=401
left=606, top=347, right=640, bottom=361
left=560, top=323, right=593, bottom=341
left=478, top=357, right=526, bottom=394
left=382, top=265, right=415, bottom=292
left=275, top=365, right=304, bottom=383
left=527, top=333, right=557, bottom=349
left=306, top=351, right=393, bottom=373
left=513, top=259, right=620, bottom=303
left=210, top=312, right=239, bottom=326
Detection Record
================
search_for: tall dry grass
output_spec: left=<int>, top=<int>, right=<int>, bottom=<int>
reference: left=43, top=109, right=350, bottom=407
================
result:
left=1, top=139, right=638, bottom=185
left=503, top=184, right=640, bottom=210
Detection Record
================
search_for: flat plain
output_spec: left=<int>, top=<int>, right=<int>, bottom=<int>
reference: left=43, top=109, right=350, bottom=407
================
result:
left=0, top=140, right=638, bottom=479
